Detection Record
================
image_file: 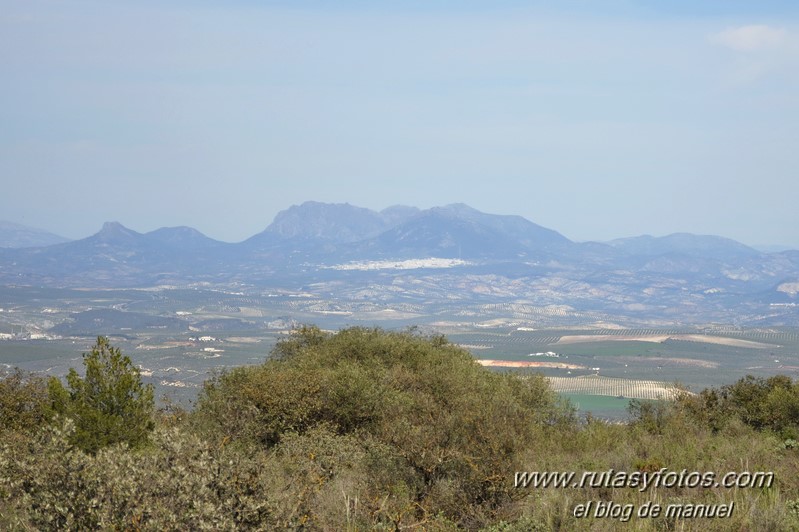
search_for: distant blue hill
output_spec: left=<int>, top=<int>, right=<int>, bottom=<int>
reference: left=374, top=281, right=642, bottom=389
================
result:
left=606, top=233, right=760, bottom=261
left=0, top=221, right=70, bottom=248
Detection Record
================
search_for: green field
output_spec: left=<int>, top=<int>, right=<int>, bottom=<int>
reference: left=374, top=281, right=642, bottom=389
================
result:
left=559, top=393, right=633, bottom=419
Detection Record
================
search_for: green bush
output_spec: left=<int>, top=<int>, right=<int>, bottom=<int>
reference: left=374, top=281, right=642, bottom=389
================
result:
left=676, top=375, right=799, bottom=438
left=48, top=336, right=155, bottom=454
left=0, top=369, right=51, bottom=434
left=194, top=326, right=568, bottom=526
left=0, top=417, right=280, bottom=531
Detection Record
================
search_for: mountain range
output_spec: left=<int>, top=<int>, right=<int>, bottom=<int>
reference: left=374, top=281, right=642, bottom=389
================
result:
left=0, top=221, right=70, bottom=248
left=1, top=202, right=797, bottom=325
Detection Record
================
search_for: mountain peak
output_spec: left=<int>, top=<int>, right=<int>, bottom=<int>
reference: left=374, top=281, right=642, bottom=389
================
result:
left=263, top=202, right=388, bottom=243
left=380, top=205, right=420, bottom=224
left=439, top=203, right=482, bottom=214
left=608, top=233, right=759, bottom=259
left=95, top=221, right=141, bottom=242
left=145, top=226, right=222, bottom=248
left=147, top=226, right=207, bottom=238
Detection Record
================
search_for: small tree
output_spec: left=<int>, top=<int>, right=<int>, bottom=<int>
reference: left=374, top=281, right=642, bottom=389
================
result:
left=48, top=336, right=155, bottom=454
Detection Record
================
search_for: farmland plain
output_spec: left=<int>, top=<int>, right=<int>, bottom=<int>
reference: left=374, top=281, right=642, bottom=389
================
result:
left=1, top=284, right=797, bottom=417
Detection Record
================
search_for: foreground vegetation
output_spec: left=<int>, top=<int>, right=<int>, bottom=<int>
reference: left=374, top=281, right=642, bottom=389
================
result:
left=1, top=327, right=799, bottom=530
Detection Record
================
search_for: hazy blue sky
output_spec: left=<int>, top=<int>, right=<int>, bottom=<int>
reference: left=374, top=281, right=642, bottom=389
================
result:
left=2, top=1, right=798, bottom=246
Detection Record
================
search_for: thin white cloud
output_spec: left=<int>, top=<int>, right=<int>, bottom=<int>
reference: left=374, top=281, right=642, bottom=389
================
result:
left=710, top=24, right=788, bottom=52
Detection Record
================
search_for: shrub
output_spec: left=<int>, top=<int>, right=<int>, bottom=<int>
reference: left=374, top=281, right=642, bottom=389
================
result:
left=194, top=326, right=567, bottom=526
left=0, top=368, right=51, bottom=434
left=48, top=336, right=155, bottom=454
left=0, top=418, right=278, bottom=530
left=676, top=375, right=799, bottom=438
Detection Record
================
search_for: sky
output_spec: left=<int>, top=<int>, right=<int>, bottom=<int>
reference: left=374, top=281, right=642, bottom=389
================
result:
left=2, top=1, right=799, bottom=247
